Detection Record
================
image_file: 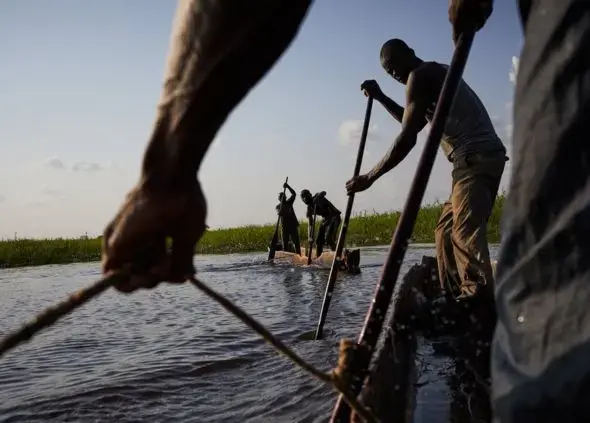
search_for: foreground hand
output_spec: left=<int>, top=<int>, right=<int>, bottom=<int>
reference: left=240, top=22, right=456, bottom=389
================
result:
left=101, top=180, right=207, bottom=293
left=360, top=80, right=383, bottom=99
left=449, top=0, right=493, bottom=45
left=283, top=182, right=289, bottom=189
left=346, top=174, right=373, bottom=195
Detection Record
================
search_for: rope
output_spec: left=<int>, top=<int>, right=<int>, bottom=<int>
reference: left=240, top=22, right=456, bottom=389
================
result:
left=0, top=273, right=126, bottom=358
left=188, top=276, right=379, bottom=423
left=0, top=273, right=379, bottom=422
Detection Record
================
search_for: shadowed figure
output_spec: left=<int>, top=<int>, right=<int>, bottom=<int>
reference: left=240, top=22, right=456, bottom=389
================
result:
left=300, top=189, right=341, bottom=257
left=276, top=182, right=301, bottom=255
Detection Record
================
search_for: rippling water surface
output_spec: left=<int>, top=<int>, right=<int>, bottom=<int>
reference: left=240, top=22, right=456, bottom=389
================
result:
left=0, top=245, right=498, bottom=423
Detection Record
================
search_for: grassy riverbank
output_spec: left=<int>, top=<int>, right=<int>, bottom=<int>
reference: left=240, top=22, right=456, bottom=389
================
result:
left=0, top=195, right=505, bottom=268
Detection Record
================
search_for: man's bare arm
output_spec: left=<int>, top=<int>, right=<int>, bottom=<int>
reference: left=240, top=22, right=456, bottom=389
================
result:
left=285, top=184, right=296, bottom=203
left=140, top=0, right=313, bottom=191
left=366, top=71, right=430, bottom=184
left=102, top=0, right=314, bottom=289
left=377, top=93, right=427, bottom=129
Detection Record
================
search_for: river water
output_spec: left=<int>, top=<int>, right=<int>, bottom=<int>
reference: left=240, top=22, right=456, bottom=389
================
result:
left=0, top=245, right=498, bottom=423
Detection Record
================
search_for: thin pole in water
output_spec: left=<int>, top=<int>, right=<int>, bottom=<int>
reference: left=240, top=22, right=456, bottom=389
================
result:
left=307, top=200, right=318, bottom=265
left=314, top=96, right=373, bottom=340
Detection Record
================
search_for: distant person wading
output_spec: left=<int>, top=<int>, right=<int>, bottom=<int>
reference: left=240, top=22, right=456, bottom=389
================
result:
left=276, top=182, right=301, bottom=255
left=300, top=189, right=342, bottom=257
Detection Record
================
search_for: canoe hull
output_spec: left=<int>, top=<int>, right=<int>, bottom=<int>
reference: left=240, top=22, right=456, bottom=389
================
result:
left=270, top=247, right=361, bottom=274
left=351, top=255, right=497, bottom=422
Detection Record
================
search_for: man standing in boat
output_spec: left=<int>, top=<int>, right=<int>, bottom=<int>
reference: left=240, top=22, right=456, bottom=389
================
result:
left=276, top=181, right=301, bottom=255
left=300, top=189, right=342, bottom=257
left=346, top=38, right=507, bottom=303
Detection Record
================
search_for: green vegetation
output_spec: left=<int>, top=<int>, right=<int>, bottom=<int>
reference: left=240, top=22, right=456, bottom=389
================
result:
left=0, top=195, right=505, bottom=269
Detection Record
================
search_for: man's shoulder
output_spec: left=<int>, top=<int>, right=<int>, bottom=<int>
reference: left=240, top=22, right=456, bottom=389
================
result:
left=409, top=62, right=449, bottom=101
left=414, top=61, right=446, bottom=79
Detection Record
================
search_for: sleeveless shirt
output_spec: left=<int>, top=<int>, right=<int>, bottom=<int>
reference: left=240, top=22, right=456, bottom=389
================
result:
left=420, top=62, right=506, bottom=162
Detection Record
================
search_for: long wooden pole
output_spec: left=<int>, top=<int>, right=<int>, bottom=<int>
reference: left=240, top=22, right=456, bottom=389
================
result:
left=314, top=96, right=373, bottom=340
left=307, top=200, right=318, bottom=265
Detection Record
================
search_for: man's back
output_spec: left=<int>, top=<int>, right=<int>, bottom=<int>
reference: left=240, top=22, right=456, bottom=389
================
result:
left=419, top=61, right=506, bottom=162
left=308, top=194, right=340, bottom=219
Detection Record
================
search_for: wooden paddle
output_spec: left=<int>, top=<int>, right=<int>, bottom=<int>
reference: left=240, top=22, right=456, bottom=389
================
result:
left=307, top=198, right=318, bottom=265
left=267, top=176, right=288, bottom=261
left=314, top=95, right=373, bottom=340
left=330, top=31, right=477, bottom=422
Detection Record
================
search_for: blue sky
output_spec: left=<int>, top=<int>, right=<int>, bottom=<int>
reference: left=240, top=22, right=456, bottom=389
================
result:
left=0, top=0, right=523, bottom=238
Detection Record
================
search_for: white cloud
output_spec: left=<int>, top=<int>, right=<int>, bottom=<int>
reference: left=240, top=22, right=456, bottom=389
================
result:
left=72, top=161, right=104, bottom=172
left=40, top=158, right=117, bottom=172
left=338, top=119, right=380, bottom=146
left=509, top=56, right=519, bottom=85
left=43, top=157, right=65, bottom=170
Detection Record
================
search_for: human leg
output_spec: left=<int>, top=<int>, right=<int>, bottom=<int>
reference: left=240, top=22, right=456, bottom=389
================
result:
left=449, top=156, right=505, bottom=300
left=281, top=222, right=291, bottom=252
left=316, top=220, right=327, bottom=257
left=435, top=200, right=462, bottom=296
left=326, top=215, right=342, bottom=251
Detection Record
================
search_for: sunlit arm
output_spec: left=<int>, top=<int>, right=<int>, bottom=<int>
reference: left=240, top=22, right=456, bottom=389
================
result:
left=377, top=94, right=427, bottom=128
left=366, top=71, right=430, bottom=184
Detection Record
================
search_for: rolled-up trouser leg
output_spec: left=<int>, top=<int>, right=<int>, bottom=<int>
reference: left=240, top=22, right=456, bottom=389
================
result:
left=492, top=1, right=590, bottom=422
left=449, top=157, right=504, bottom=300
left=435, top=201, right=462, bottom=296
left=144, top=0, right=314, bottom=180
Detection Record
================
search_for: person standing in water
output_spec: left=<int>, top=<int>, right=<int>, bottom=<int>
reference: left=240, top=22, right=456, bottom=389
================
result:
left=346, top=38, right=507, bottom=303
left=300, top=189, right=342, bottom=257
left=276, top=182, right=301, bottom=255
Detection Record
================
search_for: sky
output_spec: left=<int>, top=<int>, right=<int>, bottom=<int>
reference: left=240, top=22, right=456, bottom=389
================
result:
left=0, top=0, right=524, bottom=239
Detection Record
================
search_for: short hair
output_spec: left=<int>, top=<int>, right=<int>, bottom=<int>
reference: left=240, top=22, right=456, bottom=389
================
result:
left=380, top=38, right=415, bottom=69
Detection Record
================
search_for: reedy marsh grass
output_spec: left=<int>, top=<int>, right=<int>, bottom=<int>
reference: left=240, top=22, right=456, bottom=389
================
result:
left=0, top=195, right=505, bottom=269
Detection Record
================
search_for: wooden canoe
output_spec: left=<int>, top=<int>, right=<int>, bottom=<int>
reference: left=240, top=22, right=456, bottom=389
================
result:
left=347, top=255, right=499, bottom=422
left=272, top=247, right=337, bottom=267
left=269, top=247, right=361, bottom=274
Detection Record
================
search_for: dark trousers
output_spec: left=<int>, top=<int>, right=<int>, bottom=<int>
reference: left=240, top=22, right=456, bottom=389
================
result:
left=492, top=1, right=590, bottom=422
left=316, top=214, right=341, bottom=257
left=434, top=154, right=505, bottom=300
left=281, top=221, right=301, bottom=256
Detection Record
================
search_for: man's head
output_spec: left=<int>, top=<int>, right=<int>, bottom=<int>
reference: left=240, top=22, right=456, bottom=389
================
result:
left=278, top=192, right=286, bottom=202
left=380, top=38, right=421, bottom=84
left=300, top=189, right=312, bottom=205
